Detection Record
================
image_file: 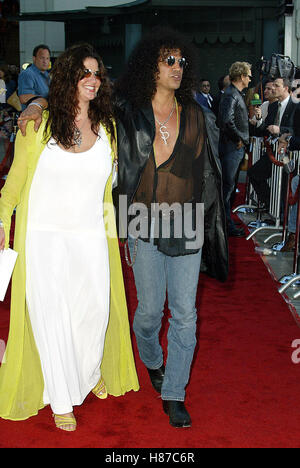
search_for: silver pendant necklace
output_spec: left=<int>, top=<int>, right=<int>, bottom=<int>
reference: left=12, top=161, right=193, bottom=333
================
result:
left=73, top=116, right=89, bottom=147
left=154, top=99, right=176, bottom=145
left=73, top=126, right=82, bottom=147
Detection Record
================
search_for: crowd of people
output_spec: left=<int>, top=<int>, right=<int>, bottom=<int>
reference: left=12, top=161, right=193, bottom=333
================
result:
left=0, top=45, right=53, bottom=157
left=0, top=63, right=19, bottom=155
left=0, top=26, right=299, bottom=434
left=196, top=66, right=300, bottom=242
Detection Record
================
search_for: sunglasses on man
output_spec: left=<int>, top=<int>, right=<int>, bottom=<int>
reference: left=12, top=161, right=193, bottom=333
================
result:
left=164, top=56, right=188, bottom=69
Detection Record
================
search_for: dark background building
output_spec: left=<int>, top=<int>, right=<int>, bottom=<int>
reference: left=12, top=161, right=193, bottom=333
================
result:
left=64, top=0, right=281, bottom=91
left=0, top=0, right=20, bottom=65
left=4, top=0, right=285, bottom=93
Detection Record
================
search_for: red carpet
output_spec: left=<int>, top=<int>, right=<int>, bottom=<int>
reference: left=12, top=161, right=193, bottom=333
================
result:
left=1, top=196, right=300, bottom=447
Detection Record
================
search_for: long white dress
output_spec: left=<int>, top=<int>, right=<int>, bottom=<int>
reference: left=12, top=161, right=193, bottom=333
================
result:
left=25, top=126, right=112, bottom=415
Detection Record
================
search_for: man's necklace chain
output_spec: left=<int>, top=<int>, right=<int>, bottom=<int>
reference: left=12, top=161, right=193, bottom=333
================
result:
left=154, top=98, right=176, bottom=145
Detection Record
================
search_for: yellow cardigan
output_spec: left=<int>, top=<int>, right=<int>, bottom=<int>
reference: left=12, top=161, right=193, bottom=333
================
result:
left=0, top=114, right=139, bottom=421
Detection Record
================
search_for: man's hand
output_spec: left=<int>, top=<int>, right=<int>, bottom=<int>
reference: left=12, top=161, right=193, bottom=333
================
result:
left=236, top=140, right=244, bottom=149
left=267, top=125, right=280, bottom=135
left=17, top=97, right=47, bottom=136
left=278, top=133, right=291, bottom=153
left=278, top=140, right=287, bottom=153
left=279, top=133, right=291, bottom=142
left=17, top=105, right=43, bottom=136
left=253, top=106, right=262, bottom=120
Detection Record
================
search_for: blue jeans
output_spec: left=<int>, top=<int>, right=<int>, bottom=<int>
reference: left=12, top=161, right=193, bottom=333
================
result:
left=128, top=237, right=202, bottom=401
left=288, top=175, right=299, bottom=233
left=219, top=140, right=245, bottom=230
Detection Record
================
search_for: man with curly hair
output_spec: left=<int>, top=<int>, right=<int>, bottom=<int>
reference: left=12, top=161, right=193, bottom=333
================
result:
left=17, top=28, right=228, bottom=428
left=113, top=27, right=228, bottom=428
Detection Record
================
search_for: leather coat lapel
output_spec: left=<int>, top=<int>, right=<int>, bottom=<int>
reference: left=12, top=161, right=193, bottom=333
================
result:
left=140, top=104, right=155, bottom=129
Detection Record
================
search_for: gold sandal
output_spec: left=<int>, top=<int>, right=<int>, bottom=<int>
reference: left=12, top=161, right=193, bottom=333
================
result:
left=53, top=413, right=77, bottom=432
left=92, top=377, right=108, bottom=400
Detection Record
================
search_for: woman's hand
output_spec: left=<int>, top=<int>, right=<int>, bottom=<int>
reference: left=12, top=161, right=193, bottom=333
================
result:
left=0, top=227, right=5, bottom=251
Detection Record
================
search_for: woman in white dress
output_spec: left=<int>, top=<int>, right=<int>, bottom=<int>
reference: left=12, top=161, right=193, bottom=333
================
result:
left=0, top=44, right=139, bottom=431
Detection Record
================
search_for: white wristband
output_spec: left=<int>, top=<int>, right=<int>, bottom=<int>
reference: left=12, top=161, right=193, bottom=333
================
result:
left=27, top=102, right=44, bottom=111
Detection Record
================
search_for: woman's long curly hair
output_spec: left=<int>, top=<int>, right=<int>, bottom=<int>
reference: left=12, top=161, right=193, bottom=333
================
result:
left=113, top=27, right=198, bottom=109
left=45, top=43, right=114, bottom=148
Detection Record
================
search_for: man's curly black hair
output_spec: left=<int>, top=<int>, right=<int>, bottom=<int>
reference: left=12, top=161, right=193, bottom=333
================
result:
left=114, top=26, right=199, bottom=108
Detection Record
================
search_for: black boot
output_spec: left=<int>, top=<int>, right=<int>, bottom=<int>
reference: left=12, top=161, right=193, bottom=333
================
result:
left=146, top=365, right=165, bottom=393
left=162, top=400, right=191, bottom=428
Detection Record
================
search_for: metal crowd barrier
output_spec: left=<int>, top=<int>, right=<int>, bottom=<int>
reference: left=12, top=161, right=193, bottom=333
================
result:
left=253, top=139, right=284, bottom=243
left=234, top=134, right=300, bottom=243
left=233, top=137, right=285, bottom=241
left=234, top=134, right=300, bottom=298
left=278, top=194, right=300, bottom=297
left=277, top=159, right=300, bottom=298
left=271, top=150, right=300, bottom=249
left=233, top=137, right=282, bottom=231
left=246, top=143, right=300, bottom=245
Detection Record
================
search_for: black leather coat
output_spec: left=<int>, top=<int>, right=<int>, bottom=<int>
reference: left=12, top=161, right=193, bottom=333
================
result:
left=114, top=98, right=229, bottom=282
left=219, top=83, right=249, bottom=145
